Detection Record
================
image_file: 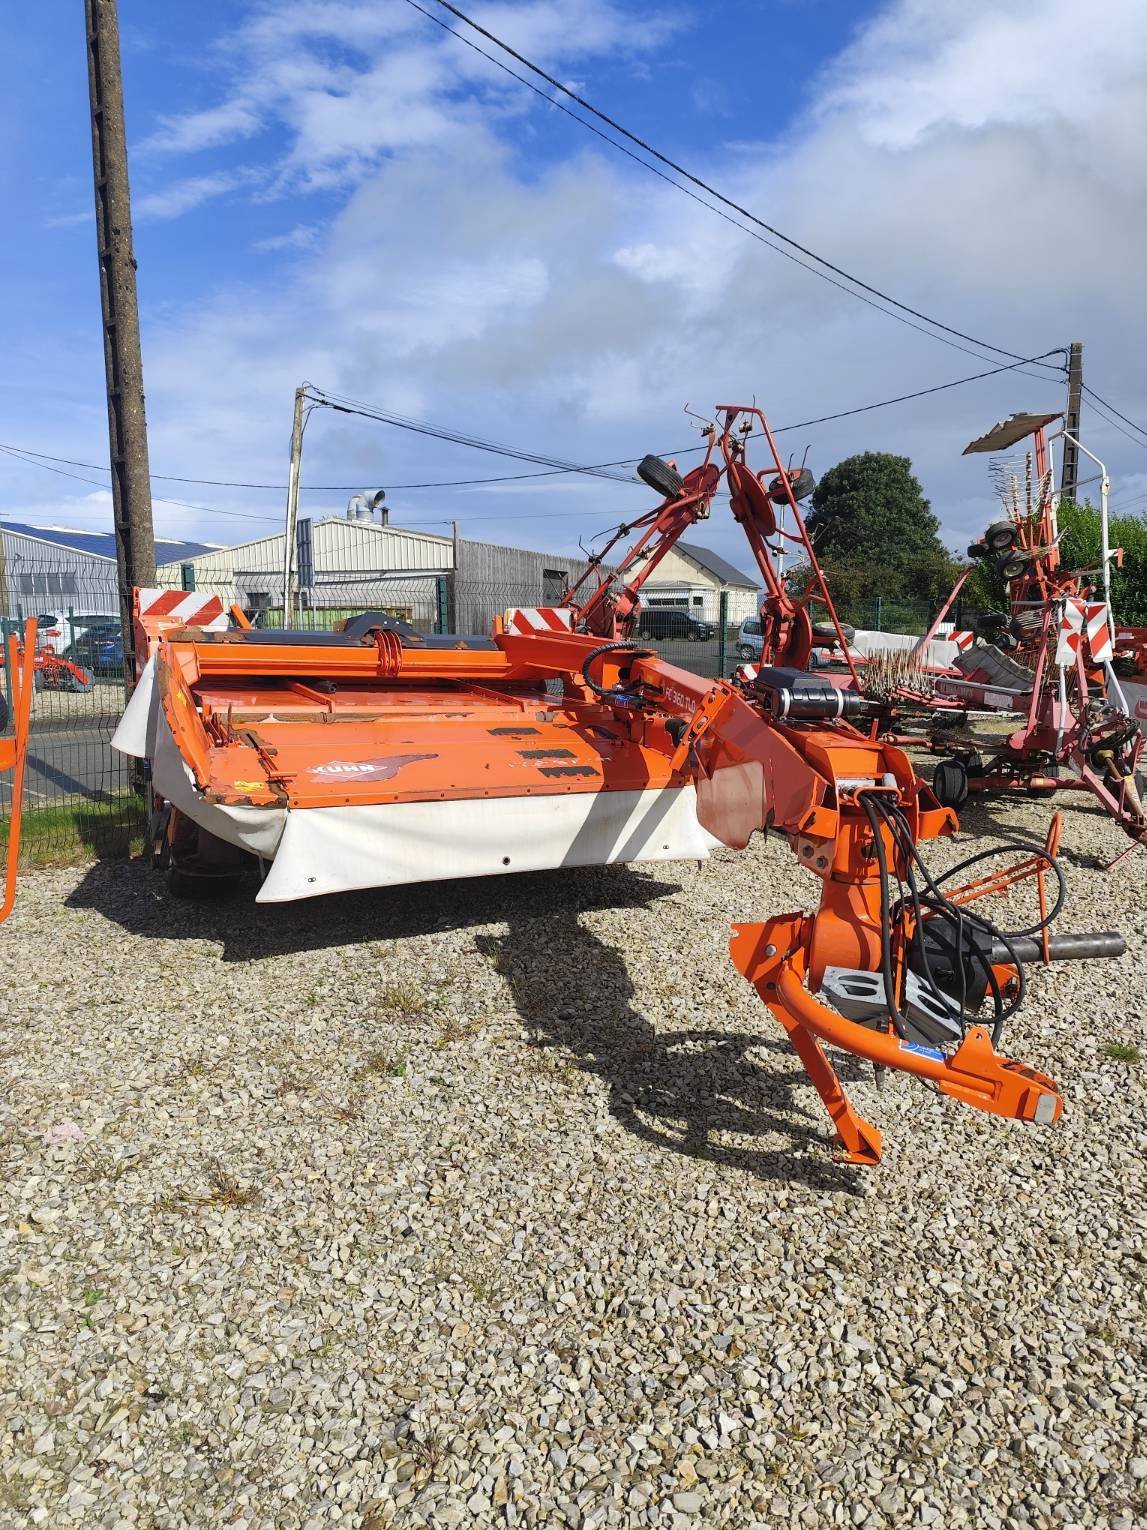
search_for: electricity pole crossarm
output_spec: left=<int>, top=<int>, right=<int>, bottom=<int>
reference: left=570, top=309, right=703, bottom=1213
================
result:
left=84, top=0, right=155, bottom=677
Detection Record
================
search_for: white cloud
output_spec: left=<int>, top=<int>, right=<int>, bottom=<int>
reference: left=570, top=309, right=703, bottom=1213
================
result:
left=140, top=0, right=680, bottom=196
left=253, top=223, right=322, bottom=253
left=17, top=1, right=1147, bottom=568
left=135, top=170, right=261, bottom=221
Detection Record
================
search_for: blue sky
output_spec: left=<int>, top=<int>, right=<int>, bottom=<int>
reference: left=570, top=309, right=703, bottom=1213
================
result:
left=2, top=0, right=1145, bottom=571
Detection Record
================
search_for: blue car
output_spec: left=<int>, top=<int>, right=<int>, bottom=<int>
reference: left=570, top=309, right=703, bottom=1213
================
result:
left=66, top=625, right=124, bottom=676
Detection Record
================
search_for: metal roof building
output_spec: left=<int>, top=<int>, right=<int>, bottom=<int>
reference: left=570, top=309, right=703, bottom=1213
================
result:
left=0, top=520, right=214, bottom=618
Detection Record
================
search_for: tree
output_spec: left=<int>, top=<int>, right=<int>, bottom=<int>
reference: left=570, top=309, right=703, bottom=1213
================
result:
left=1057, top=498, right=1147, bottom=625
left=960, top=498, right=1147, bottom=623
left=803, top=452, right=959, bottom=602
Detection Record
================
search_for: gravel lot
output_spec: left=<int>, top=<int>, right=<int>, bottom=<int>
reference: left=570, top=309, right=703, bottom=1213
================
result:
left=1, top=793, right=1144, bottom=1528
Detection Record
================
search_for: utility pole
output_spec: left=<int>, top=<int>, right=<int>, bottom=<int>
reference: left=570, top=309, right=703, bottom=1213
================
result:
left=84, top=0, right=155, bottom=675
left=281, top=386, right=307, bottom=625
left=1060, top=340, right=1083, bottom=503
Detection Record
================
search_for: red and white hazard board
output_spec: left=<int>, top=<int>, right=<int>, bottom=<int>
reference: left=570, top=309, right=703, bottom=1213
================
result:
left=1055, top=598, right=1113, bottom=667
left=950, top=631, right=976, bottom=652
left=133, top=587, right=229, bottom=673
left=502, top=606, right=573, bottom=635
left=135, top=588, right=230, bottom=630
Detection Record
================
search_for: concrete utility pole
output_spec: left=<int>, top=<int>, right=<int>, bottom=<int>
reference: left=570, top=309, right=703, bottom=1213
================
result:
left=84, top=0, right=155, bottom=673
left=1060, top=340, right=1084, bottom=503
left=281, top=386, right=307, bottom=625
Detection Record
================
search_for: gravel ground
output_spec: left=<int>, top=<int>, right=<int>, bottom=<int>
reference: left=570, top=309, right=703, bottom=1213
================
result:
left=1, top=792, right=1144, bottom=1529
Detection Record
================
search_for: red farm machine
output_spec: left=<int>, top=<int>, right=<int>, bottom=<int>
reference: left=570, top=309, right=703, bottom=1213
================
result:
left=114, top=403, right=1126, bottom=1165
left=921, top=412, right=1146, bottom=866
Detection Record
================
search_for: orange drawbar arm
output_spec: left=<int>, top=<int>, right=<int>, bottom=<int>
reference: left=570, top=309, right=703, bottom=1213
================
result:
left=0, top=620, right=36, bottom=925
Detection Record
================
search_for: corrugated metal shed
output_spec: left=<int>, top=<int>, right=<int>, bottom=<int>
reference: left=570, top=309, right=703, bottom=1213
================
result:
left=1, top=521, right=214, bottom=617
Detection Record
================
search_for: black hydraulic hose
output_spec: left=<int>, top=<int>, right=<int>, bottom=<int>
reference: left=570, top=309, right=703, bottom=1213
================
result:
left=860, top=791, right=909, bottom=1040
left=931, top=840, right=1066, bottom=939
left=579, top=641, right=649, bottom=703
left=880, top=800, right=1027, bottom=1040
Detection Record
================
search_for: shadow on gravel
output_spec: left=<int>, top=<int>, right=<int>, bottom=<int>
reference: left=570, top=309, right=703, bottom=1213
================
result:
left=477, top=905, right=864, bottom=1195
left=953, top=798, right=1115, bottom=871
left=63, top=856, right=681, bottom=960
left=67, top=856, right=860, bottom=1189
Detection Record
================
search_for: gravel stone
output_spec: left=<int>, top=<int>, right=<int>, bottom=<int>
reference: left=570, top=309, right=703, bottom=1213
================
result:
left=0, top=789, right=1144, bottom=1526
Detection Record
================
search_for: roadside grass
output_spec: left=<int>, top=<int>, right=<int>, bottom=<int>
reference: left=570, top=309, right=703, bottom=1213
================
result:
left=0, top=795, right=146, bottom=867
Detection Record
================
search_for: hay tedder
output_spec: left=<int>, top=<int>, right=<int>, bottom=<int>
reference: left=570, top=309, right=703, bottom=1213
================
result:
left=113, top=405, right=1126, bottom=1164
left=923, top=412, right=1146, bottom=866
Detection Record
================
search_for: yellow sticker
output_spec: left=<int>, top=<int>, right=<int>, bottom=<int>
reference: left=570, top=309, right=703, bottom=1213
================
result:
left=232, top=780, right=262, bottom=792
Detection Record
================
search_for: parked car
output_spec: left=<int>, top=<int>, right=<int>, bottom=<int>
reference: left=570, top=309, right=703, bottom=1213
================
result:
left=736, top=616, right=763, bottom=660
left=35, top=610, right=118, bottom=651
left=66, top=624, right=124, bottom=675
left=637, top=608, right=715, bottom=642
left=738, top=616, right=857, bottom=669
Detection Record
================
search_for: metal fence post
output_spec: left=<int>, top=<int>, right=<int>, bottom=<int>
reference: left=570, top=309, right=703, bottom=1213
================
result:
left=875, top=595, right=883, bottom=631
left=436, top=574, right=449, bottom=635
left=718, top=590, right=728, bottom=677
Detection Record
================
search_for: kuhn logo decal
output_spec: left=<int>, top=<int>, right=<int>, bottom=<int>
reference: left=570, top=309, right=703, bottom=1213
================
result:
left=310, top=754, right=435, bottom=781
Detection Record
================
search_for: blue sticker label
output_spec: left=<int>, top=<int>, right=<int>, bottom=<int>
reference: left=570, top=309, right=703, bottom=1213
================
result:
left=899, top=1040, right=944, bottom=1061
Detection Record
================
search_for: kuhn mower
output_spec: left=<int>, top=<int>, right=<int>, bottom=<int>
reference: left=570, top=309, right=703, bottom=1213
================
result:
left=113, top=404, right=1125, bottom=1164
left=924, top=412, right=1146, bottom=865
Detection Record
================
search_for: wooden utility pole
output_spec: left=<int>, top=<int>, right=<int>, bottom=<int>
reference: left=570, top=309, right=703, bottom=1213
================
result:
left=281, top=386, right=307, bottom=625
left=1060, top=340, right=1083, bottom=503
left=84, top=0, right=155, bottom=674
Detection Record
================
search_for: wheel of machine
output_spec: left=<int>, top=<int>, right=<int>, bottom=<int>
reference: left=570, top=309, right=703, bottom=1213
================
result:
left=636, top=454, right=684, bottom=500
left=996, top=549, right=1033, bottom=581
left=977, top=610, right=1008, bottom=632
left=768, top=466, right=816, bottom=504
left=737, top=643, right=755, bottom=660
left=933, top=757, right=970, bottom=810
left=984, top=520, right=1017, bottom=553
left=811, top=621, right=856, bottom=644
left=166, top=864, right=243, bottom=901
left=64, top=666, right=94, bottom=694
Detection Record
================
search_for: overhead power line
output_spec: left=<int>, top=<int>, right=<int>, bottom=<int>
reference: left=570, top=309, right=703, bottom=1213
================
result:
left=0, top=350, right=1066, bottom=517
left=414, top=0, right=1064, bottom=375
left=1080, top=384, right=1147, bottom=450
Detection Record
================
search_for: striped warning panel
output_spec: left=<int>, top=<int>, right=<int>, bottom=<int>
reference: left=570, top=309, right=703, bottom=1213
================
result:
left=951, top=630, right=976, bottom=652
left=136, top=588, right=229, bottom=630
left=1055, top=599, right=1113, bottom=667
left=503, top=606, right=573, bottom=635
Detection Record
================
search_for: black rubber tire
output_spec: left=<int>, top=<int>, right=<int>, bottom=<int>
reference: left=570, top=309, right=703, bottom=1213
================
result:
left=64, top=666, right=94, bottom=694
left=166, top=865, right=243, bottom=901
left=977, top=610, right=1008, bottom=631
left=736, top=644, right=755, bottom=660
left=933, top=757, right=969, bottom=810
left=1025, top=784, right=1059, bottom=799
left=636, top=454, right=684, bottom=500
left=769, top=466, right=816, bottom=503
left=811, top=621, right=856, bottom=644
left=985, top=519, right=1017, bottom=553
left=0, top=692, right=7, bottom=731
left=966, top=541, right=988, bottom=560
left=996, top=549, right=1033, bottom=581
